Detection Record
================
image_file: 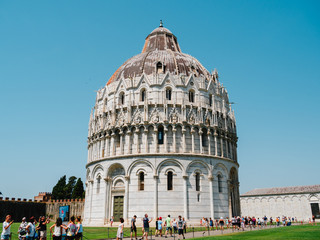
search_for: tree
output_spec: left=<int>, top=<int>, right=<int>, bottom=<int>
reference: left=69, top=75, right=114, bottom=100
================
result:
left=72, top=178, right=85, bottom=199
left=52, top=175, right=66, bottom=199
left=65, top=176, right=77, bottom=199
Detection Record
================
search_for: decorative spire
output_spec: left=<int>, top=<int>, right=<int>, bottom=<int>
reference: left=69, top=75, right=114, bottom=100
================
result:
left=159, top=20, right=163, bottom=27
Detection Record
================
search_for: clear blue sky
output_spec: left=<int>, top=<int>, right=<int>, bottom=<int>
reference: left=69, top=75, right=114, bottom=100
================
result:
left=0, top=0, right=319, bottom=199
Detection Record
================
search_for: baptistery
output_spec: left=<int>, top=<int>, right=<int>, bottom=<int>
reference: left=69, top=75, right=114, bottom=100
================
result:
left=83, top=22, right=240, bottom=226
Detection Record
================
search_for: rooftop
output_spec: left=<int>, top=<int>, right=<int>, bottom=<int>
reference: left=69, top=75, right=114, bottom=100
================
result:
left=241, top=184, right=320, bottom=197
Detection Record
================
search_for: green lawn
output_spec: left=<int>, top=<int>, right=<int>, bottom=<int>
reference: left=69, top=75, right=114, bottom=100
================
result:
left=1, top=222, right=319, bottom=239
left=192, top=224, right=320, bottom=240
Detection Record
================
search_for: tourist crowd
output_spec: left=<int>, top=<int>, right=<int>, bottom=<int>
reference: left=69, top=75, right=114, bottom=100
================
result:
left=1, top=215, right=83, bottom=240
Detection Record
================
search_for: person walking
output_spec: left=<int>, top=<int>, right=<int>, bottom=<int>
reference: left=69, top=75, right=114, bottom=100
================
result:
left=172, top=219, right=177, bottom=234
left=218, top=217, right=224, bottom=232
left=50, top=218, right=63, bottom=240
left=130, top=215, right=137, bottom=240
left=116, top=218, right=124, bottom=240
left=141, top=214, right=152, bottom=240
left=164, top=215, right=172, bottom=238
left=110, top=216, right=114, bottom=227
left=177, top=216, right=185, bottom=240
left=157, top=217, right=163, bottom=237
left=182, top=218, right=187, bottom=234
left=1, top=215, right=14, bottom=240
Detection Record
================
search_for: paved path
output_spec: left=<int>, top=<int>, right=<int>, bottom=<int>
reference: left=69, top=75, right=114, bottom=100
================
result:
left=95, top=224, right=292, bottom=240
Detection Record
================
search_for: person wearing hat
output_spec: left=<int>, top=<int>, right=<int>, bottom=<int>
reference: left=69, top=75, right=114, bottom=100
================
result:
left=18, top=217, right=28, bottom=240
left=130, top=215, right=137, bottom=240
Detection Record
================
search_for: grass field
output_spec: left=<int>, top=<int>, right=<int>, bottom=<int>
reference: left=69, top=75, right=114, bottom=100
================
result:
left=1, top=222, right=319, bottom=239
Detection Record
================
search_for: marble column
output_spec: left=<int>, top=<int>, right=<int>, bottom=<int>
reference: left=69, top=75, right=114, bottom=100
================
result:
left=183, top=175, right=189, bottom=219
left=225, top=136, right=229, bottom=159
left=111, top=132, right=115, bottom=156
left=228, top=180, right=232, bottom=218
left=127, top=131, right=132, bottom=155
left=103, top=177, right=111, bottom=224
left=105, top=136, right=109, bottom=157
left=135, top=128, right=139, bottom=153
left=214, top=131, right=218, bottom=156
left=154, top=128, right=158, bottom=153
left=207, top=130, right=211, bottom=155
left=208, top=176, right=215, bottom=219
left=144, top=127, right=148, bottom=153
left=191, top=127, right=195, bottom=153
left=182, top=127, right=186, bottom=153
left=199, top=129, right=203, bottom=154
left=120, top=131, right=124, bottom=155
left=124, top=176, right=130, bottom=220
left=154, top=175, right=159, bottom=218
left=164, top=126, right=168, bottom=153
left=220, top=136, right=224, bottom=158
left=173, top=126, right=177, bottom=152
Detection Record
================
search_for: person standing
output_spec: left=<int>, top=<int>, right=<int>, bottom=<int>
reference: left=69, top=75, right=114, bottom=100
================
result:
left=18, top=217, right=28, bottom=240
left=130, top=215, right=137, bottom=240
left=1, top=215, right=14, bottom=240
left=165, top=215, right=172, bottom=238
left=182, top=218, right=187, bottom=234
left=38, top=216, right=50, bottom=240
left=116, top=218, right=124, bottom=240
left=110, top=216, right=114, bottom=227
left=177, top=216, right=185, bottom=240
left=62, top=216, right=76, bottom=240
left=26, top=217, right=37, bottom=240
left=218, top=217, right=224, bottom=232
left=172, top=219, right=177, bottom=234
left=50, top=218, right=63, bottom=240
left=157, top=217, right=163, bottom=237
left=141, top=214, right=152, bottom=240
left=75, top=216, right=83, bottom=240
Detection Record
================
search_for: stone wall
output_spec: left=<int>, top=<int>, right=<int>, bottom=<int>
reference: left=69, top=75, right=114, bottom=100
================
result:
left=0, top=197, right=46, bottom=221
left=240, top=193, right=320, bottom=221
left=46, top=199, right=85, bottom=220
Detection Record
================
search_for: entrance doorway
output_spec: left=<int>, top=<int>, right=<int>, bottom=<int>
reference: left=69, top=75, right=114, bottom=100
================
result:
left=310, top=203, right=320, bottom=218
left=113, top=196, right=124, bottom=221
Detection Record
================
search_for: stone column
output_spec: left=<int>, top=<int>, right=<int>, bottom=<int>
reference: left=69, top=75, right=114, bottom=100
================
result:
left=88, top=180, right=94, bottom=223
left=120, top=130, right=124, bottom=155
left=127, top=131, right=132, bottom=155
left=103, top=177, right=112, bottom=224
left=105, top=136, right=109, bottom=157
left=228, top=180, right=232, bottom=218
left=164, top=126, right=168, bottom=153
left=111, top=131, right=115, bottom=156
left=144, top=127, right=148, bottom=153
left=135, top=128, right=139, bottom=154
left=124, top=176, right=130, bottom=221
left=191, top=127, right=195, bottom=153
left=154, top=175, right=159, bottom=218
left=225, top=136, right=229, bottom=159
left=154, top=128, right=158, bottom=153
left=208, top=176, right=215, bottom=219
left=182, top=127, right=186, bottom=153
left=207, top=130, right=211, bottom=155
left=199, top=129, right=203, bottom=154
left=183, top=175, right=189, bottom=219
left=173, top=126, right=177, bottom=152
left=220, top=136, right=224, bottom=158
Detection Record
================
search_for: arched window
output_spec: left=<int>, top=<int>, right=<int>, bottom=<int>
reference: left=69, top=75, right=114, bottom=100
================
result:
left=157, top=62, right=163, bottom=74
left=158, top=126, right=164, bottom=144
left=119, top=92, right=125, bottom=105
left=209, top=94, right=212, bottom=106
left=115, top=131, right=120, bottom=147
left=167, top=171, right=173, bottom=190
left=189, top=90, right=194, bottom=103
left=166, top=88, right=172, bottom=100
left=202, top=130, right=207, bottom=147
left=218, top=175, right=223, bottom=193
left=97, top=176, right=101, bottom=194
left=195, top=172, right=200, bottom=191
left=141, top=89, right=146, bottom=102
left=139, top=172, right=145, bottom=191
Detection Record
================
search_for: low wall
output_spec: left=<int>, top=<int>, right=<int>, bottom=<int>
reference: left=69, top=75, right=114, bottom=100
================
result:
left=0, top=197, right=46, bottom=221
left=46, top=199, right=85, bottom=220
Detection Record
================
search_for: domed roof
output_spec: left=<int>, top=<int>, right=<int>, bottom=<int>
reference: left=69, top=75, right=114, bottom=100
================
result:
left=107, top=22, right=210, bottom=85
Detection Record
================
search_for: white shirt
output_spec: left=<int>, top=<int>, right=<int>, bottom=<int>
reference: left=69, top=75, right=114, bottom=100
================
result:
left=2, top=222, right=10, bottom=235
left=53, top=226, right=61, bottom=237
left=26, top=223, right=35, bottom=237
